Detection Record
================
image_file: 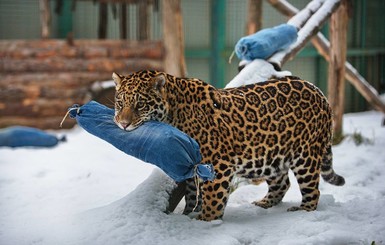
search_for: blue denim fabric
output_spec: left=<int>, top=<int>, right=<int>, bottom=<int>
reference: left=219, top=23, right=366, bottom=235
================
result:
left=0, top=126, right=63, bottom=148
left=68, top=101, right=215, bottom=183
left=235, top=24, right=298, bottom=61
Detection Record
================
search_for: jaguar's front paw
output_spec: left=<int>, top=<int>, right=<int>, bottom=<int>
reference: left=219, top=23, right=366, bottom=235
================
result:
left=287, top=205, right=314, bottom=212
left=252, top=199, right=274, bottom=209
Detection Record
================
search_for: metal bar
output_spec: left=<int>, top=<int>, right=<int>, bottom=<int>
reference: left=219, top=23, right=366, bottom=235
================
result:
left=57, top=0, right=73, bottom=39
left=210, top=0, right=226, bottom=87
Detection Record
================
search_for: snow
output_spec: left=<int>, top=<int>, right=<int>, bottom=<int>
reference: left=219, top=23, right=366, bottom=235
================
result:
left=287, top=0, right=325, bottom=29
left=345, top=62, right=381, bottom=96
left=294, top=0, right=339, bottom=44
left=1, top=111, right=385, bottom=245
left=90, top=80, right=115, bottom=92
left=225, top=59, right=292, bottom=88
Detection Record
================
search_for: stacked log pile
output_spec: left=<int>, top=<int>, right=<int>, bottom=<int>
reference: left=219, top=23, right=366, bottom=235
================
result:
left=0, top=40, right=164, bottom=129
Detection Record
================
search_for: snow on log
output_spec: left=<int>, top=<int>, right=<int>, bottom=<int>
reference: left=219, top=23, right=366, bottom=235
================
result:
left=225, top=59, right=291, bottom=88
left=268, top=0, right=340, bottom=68
left=286, top=0, right=325, bottom=29
left=268, top=0, right=385, bottom=115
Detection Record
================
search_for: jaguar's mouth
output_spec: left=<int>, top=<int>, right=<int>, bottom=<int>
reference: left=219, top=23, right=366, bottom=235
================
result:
left=114, top=116, right=144, bottom=132
left=124, top=124, right=141, bottom=132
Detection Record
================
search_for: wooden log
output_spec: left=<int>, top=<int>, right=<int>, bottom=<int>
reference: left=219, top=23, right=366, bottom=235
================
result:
left=39, top=0, right=51, bottom=39
left=267, top=0, right=298, bottom=17
left=246, top=0, right=263, bottom=35
left=162, top=0, right=186, bottom=77
left=0, top=40, right=164, bottom=60
left=0, top=99, right=80, bottom=117
left=0, top=72, right=110, bottom=87
left=0, top=116, right=76, bottom=129
left=0, top=39, right=166, bottom=130
left=1, top=57, right=163, bottom=73
left=327, top=0, right=349, bottom=140
left=267, top=0, right=385, bottom=116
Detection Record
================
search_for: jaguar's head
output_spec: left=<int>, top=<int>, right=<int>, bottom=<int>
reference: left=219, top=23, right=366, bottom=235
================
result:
left=112, top=70, right=169, bottom=131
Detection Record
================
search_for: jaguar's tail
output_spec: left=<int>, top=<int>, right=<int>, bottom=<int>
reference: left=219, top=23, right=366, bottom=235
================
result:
left=321, top=145, right=345, bottom=186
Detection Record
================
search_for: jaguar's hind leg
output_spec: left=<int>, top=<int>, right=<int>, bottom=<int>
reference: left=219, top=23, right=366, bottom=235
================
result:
left=183, top=178, right=202, bottom=214
left=253, top=172, right=290, bottom=209
left=288, top=156, right=321, bottom=212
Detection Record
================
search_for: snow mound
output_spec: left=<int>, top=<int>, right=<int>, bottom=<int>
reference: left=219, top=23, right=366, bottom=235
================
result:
left=1, top=111, right=385, bottom=244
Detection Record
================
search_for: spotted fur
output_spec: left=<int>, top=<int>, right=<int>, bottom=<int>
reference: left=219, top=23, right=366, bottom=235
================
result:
left=112, top=70, right=345, bottom=221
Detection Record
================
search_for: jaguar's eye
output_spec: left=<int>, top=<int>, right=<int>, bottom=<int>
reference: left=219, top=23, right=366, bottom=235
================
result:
left=116, top=101, right=123, bottom=108
left=136, top=101, right=145, bottom=109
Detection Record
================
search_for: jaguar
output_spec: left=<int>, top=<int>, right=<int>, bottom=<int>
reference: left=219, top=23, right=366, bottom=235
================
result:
left=112, top=70, right=345, bottom=221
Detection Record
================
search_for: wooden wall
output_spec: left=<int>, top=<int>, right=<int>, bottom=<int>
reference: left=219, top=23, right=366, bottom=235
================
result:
left=0, top=39, right=164, bottom=129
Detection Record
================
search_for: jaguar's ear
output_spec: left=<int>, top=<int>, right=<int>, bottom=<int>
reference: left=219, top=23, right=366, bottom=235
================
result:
left=150, top=74, right=166, bottom=93
left=112, top=72, right=123, bottom=89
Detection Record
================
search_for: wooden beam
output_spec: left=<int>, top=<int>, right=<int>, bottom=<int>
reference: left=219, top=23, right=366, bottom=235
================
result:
left=138, top=0, right=149, bottom=40
left=98, top=2, right=108, bottom=39
left=120, top=3, right=127, bottom=39
left=39, top=0, right=51, bottom=39
left=327, top=0, right=349, bottom=140
left=268, top=0, right=340, bottom=68
left=246, top=0, right=262, bottom=35
left=267, top=0, right=385, bottom=116
left=162, top=0, right=186, bottom=77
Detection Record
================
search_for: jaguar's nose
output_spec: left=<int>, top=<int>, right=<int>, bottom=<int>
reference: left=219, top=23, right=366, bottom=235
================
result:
left=114, top=116, right=130, bottom=130
left=120, top=122, right=129, bottom=130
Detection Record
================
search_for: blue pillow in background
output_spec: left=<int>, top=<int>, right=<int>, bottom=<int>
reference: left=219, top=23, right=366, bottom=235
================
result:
left=235, top=24, right=298, bottom=61
left=0, top=126, right=65, bottom=148
left=67, top=101, right=215, bottom=183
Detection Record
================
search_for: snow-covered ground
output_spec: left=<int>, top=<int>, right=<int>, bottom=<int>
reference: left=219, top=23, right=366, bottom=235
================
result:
left=1, top=111, right=384, bottom=245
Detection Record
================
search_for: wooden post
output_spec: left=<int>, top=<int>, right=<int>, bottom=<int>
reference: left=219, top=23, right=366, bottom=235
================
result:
left=39, top=0, right=51, bottom=39
left=98, top=2, right=108, bottom=39
left=327, top=0, right=349, bottom=141
left=138, top=1, right=149, bottom=40
left=162, top=0, right=186, bottom=77
left=120, top=3, right=127, bottom=39
left=246, top=0, right=262, bottom=35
